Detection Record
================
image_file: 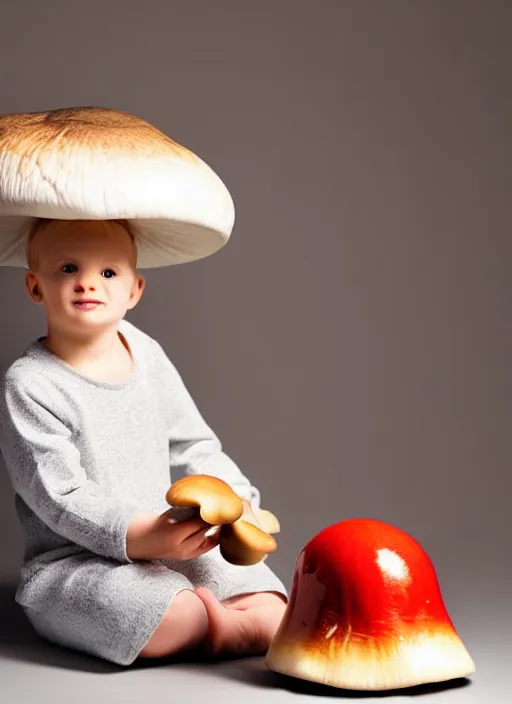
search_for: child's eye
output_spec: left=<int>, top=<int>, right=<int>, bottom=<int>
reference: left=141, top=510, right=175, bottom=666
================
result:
left=102, top=269, right=116, bottom=278
left=61, top=264, right=77, bottom=274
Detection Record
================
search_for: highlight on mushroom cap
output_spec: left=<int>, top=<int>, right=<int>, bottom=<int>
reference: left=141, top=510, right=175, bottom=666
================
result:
left=265, top=517, right=475, bottom=691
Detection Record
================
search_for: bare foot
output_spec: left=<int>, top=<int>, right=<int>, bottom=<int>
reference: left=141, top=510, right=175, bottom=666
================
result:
left=194, top=587, right=276, bottom=658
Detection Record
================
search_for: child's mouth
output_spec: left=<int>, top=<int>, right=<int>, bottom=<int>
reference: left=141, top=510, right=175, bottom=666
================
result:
left=73, top=301, right=103, bottom=310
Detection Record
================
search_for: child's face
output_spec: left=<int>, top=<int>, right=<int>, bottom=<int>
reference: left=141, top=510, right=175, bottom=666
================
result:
left=25, top=220, right=145, bottom=335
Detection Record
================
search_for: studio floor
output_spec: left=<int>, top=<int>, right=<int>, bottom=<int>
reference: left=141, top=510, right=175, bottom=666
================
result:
left=0, top=584, right=508, bottom=704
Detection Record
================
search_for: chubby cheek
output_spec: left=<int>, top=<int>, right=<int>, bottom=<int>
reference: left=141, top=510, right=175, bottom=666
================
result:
left=41, top=283, right=85, bottom=312
left=108, top=279, right=135, bottom=303
left=42, top=283, right=73, bottom=310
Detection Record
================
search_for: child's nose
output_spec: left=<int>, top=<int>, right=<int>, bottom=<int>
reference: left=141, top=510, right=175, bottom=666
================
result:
left=74, top=274, right=99, bottom=291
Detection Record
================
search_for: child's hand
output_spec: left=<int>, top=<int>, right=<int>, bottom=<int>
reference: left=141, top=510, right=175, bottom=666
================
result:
left=126, top=512, right=220, bottom=561
left=158, top=514, right=220, bottom=561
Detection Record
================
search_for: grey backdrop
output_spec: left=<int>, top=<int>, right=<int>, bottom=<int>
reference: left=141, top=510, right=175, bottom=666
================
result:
left=0, top=1, right=510, bottom=702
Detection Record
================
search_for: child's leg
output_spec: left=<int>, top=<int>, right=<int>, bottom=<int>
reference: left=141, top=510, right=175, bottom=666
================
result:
left=138, top=588, right=286, bottom=660
left=196, top=588, right=287, bottom=657
left=138, top=589, right=208, bottom=658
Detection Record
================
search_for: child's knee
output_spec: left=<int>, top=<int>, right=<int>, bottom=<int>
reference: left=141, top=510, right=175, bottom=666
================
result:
left=138, top=589, right=208, bottom=659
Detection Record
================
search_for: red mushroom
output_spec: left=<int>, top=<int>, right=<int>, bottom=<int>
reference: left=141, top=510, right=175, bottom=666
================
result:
left=265, top=518, right=475, bottom=691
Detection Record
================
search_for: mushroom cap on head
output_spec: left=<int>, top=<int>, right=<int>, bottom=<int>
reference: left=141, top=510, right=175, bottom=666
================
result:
left=265, top=517, right=475, bottom=691
left=0, top=106, right=234, bottom=268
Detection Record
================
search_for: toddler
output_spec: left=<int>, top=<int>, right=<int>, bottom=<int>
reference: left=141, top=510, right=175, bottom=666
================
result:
left=0, top=217, right=287, bottom=666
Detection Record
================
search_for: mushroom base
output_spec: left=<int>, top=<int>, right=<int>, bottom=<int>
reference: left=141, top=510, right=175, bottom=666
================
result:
left=265, top=626, right=475, bottom=691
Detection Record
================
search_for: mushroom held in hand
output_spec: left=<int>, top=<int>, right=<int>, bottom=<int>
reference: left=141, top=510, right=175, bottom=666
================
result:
left=220, top=498, right=278, bottom=566
left=265, top=518, right=475, bottom=691
left=166, top=475, right=279, bottom=566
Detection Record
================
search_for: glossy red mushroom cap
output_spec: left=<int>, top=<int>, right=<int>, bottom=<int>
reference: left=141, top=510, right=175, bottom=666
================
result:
left=266, top=518, right=475, bottom=691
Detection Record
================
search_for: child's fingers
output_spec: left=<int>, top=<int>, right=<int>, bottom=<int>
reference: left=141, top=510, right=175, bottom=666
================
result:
left=190, top=523, right=220, bottom=547
left=167, top=518, right=220, bottom=558
left=197, top=533, right=221, bottom=557
left=190, top=525, right=221, bottom=556
left=173, top=517, right=210, bottom=540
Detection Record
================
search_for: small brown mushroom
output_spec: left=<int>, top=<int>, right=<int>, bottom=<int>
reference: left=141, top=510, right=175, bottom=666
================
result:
left=165, top=476, right=279, bottom=566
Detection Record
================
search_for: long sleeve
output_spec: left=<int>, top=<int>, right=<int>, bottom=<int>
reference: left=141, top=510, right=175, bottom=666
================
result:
left=0, top=372, right=139, bottom=563
left=153, top=341, right=261, bottom=508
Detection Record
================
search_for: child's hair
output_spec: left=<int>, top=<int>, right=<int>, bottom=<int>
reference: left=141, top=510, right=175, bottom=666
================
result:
left=26, top=218, right=136, bottom=272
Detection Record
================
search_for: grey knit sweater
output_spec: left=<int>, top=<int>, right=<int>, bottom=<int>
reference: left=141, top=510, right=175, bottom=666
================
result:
left=0, top=319, right=286, bottom=665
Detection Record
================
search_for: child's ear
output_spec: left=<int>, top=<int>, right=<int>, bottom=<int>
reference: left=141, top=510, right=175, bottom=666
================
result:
left=25, top=271, right=42, bottom=303
left=127, top=274, right=146, bottom=310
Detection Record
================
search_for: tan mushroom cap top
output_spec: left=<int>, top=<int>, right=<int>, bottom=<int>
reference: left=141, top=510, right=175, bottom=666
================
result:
left=0, top=106, right=235, bottom=268
left=166, top=475, right=244, bottom=526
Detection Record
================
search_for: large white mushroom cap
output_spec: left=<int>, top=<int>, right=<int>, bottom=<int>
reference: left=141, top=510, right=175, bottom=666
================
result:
left=0, top=106, right=235, bottom=268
